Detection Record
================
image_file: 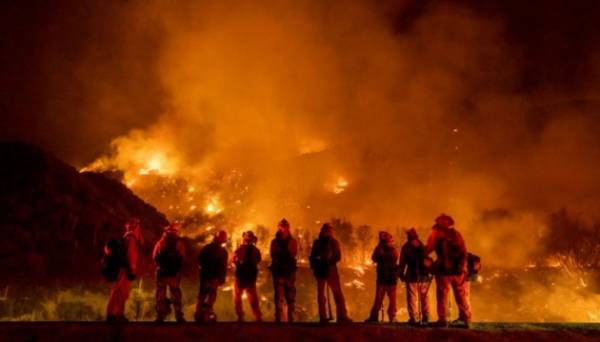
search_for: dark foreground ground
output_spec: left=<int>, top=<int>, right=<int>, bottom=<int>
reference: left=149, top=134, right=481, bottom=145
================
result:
left=1, top=322, right=599, bottom=342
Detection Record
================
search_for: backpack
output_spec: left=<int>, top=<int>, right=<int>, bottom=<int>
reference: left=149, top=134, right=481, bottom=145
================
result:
left=235, top=245, right=259, bottom=288
left=376, top=245, right=399, bottom=284
left=271, top=237, right=297, bottom=277
left=101, top=238, right=126, bottom=282
left=155, top=236, right=183, bottom=277
left=467, top=253, right=481, bottom=281
left=442, top=229, right=466, bottom=275
left=310, top=239, right=331, bottom=279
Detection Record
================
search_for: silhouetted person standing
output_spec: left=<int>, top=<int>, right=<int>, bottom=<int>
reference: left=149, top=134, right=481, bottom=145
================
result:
left=233, top=231, right=262, bottom=322
left=399, top=228, right=433, bottom=325
left=106, top=218, right=143, bottom=322
left=310, top=223, right=352, bottom=323
left=425, top=214, right=471, bottom=328
left=269, top=219, right=298, bottom=322
left=365, top=231, right=399, bottom=323
left=195, top=230, right=228, bottom=322
left=153, top=222, right=186, bottom=322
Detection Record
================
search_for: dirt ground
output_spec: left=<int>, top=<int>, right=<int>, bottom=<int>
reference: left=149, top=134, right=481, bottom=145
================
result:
left=1, top=322, right=599, bottom=342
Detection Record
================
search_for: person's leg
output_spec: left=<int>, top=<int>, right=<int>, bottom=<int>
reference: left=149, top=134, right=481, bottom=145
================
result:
left=195, top=279, right=209, bottom=321
left=107, top=270, right=132, bottom=321
left=233, top=280, right=244, bottom=321
left=435, top=275, right=451, bottom=324
left=452, top=275, right=472, bottom=323
left=247, top=285, right=262, bottom=321
left=367, top=284, right=385, bottom=321
left=155, top=275, right=169, bottom=321
left=273, top=276, right=284, bottom=322
left=406, top=282, right=418, bottom=322
left=284, top=273, right=296, bottom=322
left=420, top=281, right=432, bottom=322
left=169, top=275, right=184, bottom=321
left=328, top=268, right=349, bottom=321
left=387, top=285, right=397, bottom=322
left=317, top=278, right=327, bottom=321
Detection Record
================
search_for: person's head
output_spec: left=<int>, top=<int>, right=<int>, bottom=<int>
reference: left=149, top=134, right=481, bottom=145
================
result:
left=164, top=222, right=180, bottom=235
left=215, top=230, right=228, bottom=244
left=406, top=227, right=418, bottom=241
left=125, top=218, right=140, bottom=232
left=379, top=231, right=394, bottom=246
left=435, top=214, right=455, bottom=229
left=277, top=218, right=290, bottom=237
left=242, top=231, right=257, bottom=245
left=125, top=218, right=143, bottom=244
left=319, top=222, right=334, bottom=238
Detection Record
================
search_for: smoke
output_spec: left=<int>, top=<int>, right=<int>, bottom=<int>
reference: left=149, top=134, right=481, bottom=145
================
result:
left=3, top=0, right=600, bottom=268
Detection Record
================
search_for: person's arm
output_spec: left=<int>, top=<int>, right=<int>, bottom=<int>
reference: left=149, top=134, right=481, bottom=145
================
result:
left=232, top=247, right=241, bottom=265
left=177, top=239, right=186, bottom=259
left=256, top=247, right=262, bottom=264
left=309, top=241, right=317, bottom=269
left=398, top=245, right=407, bottom=281
left=331, top=240, right=341, bottom=264
left=288, top=238, right=298, bottom=258
left=372, top=245, right=382, bottom=263
left=270, top=239, right=279, bottom=259
left=424, top=229, right=437, bottom=256
left=219, top=250, right=228, bottom=283
left=456, top=231, right=468, bottom=273
left=152, top=240, right=161, bottom=261
left=127, top=236, right=138, bottom=278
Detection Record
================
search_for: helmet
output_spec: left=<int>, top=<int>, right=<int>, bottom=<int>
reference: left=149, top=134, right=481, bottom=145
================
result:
left=435, top=214, right=455, bottom=226
left=242, top=231, right=258, bottom=244
left=215, top=230, right=228, bottom=243
left=278, top=218, right=290, bottom=229
left=405, top=227, right=418, bottom=240
left=164, top=222, right=180, bottom=234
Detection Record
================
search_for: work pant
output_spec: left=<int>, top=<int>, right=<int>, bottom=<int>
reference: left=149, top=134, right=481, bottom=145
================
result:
left=435, top=273, right=471, bottom=322
left=316, top=267, right=348, bottom=321
left=106, top=270, right=132, bottom=320
left=368, top=283, right=397, bottom=322
left=234, top=279, right=262, bottom=321
left=195, top=278, right=222, bottom=322
left=406, top=281, right=431, bottom=321
left=273, top=272, right=296, bottom=322
left=156, top=273, right=183, bottom=320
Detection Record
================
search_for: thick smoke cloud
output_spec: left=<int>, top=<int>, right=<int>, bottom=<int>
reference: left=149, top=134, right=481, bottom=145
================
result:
left=2, top=0, right=600, bottom=268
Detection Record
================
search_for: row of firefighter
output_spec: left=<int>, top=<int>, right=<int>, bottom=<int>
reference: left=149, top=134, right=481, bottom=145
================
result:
left=101, top=214, right=481, bottom=328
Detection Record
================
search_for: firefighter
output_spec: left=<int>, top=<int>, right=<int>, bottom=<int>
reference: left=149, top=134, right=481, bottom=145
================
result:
left=365, top=231, right=399, bottom=323
left=310, top=223, right=352, bottom=323
left=233, top=231, right=263, bottom=322
left=425, top=214, right=471, bottom=328
left=399, top=228, right=433, bottom=325
left=195, top=230, right=228, bottom=322
left=269, top=218, right=298, bottom=322
left=153, top=222, right=186, bottom=322
left=106, top=218, right=143, bottom=322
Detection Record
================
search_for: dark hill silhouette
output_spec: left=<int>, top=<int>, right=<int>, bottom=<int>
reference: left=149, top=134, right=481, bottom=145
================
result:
left=0, top=141, right=169, bottom=284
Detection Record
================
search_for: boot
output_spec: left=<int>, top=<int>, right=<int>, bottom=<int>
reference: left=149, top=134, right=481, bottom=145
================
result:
left=429, top=320, right=448, bottom=328
left=364, top=317, right=378, bottom=323
left=338, top=316, right=353, bottom=323
left=176, top=314, right=186, bottom=323
left=451, top=319, right=470, bottom=329
left=420, top=316, right=429, bottom=326
left=407, top=318, right=418, bottom=326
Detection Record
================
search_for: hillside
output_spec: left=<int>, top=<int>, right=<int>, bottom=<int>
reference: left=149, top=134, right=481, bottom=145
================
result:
left=0, top=141, right=169, bottom=284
